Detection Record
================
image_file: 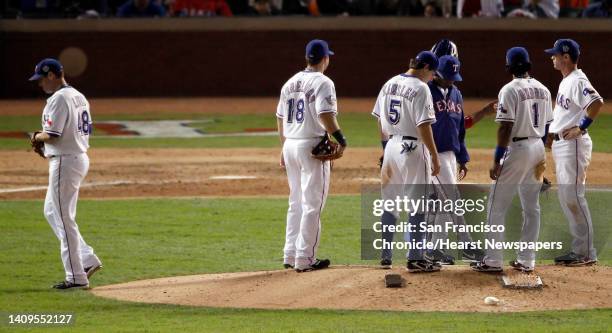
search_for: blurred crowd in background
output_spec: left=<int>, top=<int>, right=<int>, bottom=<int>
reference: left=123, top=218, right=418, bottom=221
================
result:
left=1, top=0, right=610, bottom=19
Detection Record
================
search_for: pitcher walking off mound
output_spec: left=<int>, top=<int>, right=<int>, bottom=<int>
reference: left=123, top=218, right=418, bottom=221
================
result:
left=29, top=58, right=103, bottom=289
left=276, top=39, right=347, bottom=272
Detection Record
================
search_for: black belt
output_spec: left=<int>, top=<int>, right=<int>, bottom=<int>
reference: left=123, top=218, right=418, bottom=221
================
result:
left=512, top=137, right=528, bottom=142
left=389, top=135, right=418, bottom=140
left=553, top=129, right=587, bottom=141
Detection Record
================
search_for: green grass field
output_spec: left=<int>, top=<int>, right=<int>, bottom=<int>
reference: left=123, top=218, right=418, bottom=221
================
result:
left=1, top=196, right=611, bottom=332
left=0, top=113, right=610, bottom=152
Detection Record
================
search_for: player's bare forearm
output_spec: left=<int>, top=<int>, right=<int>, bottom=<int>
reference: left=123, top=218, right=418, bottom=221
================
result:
left=276, top=117, right=285, bottom=145
left=470, top=100, right=497, bottom=125
left=319, top=112, right=340, bottom=134
left=496, top=121, right=513, bottom=148
left=377, top=119, right=389, bottom=141
left=319, top=112, right=347, bottom=157
left=586, top=99, right=603, bottom=120
left=489, top=121, right=513, bottom=180
left=417, top=123, right=440, bottom=176
left=562, top=99, right=604, bottom=140
left=33, top=131, right=57, bottom=143
left=276, top=117, right=286, bottom=168
left=417, top=123, right=438, bottom=158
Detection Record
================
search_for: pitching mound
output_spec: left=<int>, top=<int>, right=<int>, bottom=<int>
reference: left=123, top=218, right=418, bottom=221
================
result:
left=92, top=265, right=612, bottom=312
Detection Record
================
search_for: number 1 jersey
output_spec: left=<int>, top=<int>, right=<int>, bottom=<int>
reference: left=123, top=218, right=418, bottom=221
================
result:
left=496, top=78, right=553, bottom=138
left=276, top=70, right=338, bottom=139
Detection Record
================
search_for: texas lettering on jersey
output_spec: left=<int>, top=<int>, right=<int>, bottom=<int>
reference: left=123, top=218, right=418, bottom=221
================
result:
left=550, top=69, right=603, bottom=133
left=434, top=98, right=463, bottom=113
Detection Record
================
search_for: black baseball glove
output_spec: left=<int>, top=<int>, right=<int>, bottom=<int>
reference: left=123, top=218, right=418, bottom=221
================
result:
left=311, top=134, right=341, bottom=161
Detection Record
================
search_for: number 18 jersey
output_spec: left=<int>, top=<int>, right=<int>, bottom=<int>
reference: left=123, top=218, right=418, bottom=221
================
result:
left=41, top=86, right=92, bottom=157
left=496, top=78, right=553, bottom=138
left=276, top=70, right=338, bottom=139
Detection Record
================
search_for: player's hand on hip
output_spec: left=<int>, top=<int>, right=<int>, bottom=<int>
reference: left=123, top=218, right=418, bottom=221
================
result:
left=279, top=151, right=285, bottom=168
left=489, top=163, right=502, bottom=180
left=562, top=126, right=582, bottom=140
left=431, top=155, right=441, bottom=177
left=457, top=163, right=468, bottom=181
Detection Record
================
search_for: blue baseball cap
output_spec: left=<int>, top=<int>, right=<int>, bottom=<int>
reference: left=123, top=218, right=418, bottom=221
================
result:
left=415, top=51, right=439, bottom=71
left=28, top=58, right=63, bottom=81
left=506, top=47, right=531, bottom=67
left=545, top=39, right=580, bottom=60
left=436, top=55, right=462, bottom=82
left=431, top=39, right=459, bottom=59
left=305, top=39, right=334, bottom=63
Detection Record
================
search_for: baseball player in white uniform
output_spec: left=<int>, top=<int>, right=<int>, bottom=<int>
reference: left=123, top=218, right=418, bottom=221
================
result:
left=373, top=51, right=442, bottom=273
left=277, top=39, right=347, bottom=272
left=29, top=59, right=102, bottom=289
left=472, top=47, right=553, bottom=273
left=545, top=39, right=604, bottom=266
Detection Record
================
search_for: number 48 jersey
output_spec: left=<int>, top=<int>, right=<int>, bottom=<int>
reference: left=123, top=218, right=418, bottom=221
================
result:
left=496, top=78, right=553, bottom=138
left=276, top=71, right=338, bottom=139
left=41, top=86, right=92, bottom=157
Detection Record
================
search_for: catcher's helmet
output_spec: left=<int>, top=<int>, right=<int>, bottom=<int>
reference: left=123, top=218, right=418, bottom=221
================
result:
left=431, top=39, right=458, bottom=59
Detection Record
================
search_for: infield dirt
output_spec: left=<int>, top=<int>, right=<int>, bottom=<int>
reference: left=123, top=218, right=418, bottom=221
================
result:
left=2, top=148, right=611, bottom=200
left=92, top=265, right=612, bottom=312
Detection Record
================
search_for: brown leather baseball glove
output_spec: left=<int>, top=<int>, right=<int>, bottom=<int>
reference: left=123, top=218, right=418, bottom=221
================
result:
left=30, top=131, right=46, bottom=158
left=311, top=134, right=342, bottom=161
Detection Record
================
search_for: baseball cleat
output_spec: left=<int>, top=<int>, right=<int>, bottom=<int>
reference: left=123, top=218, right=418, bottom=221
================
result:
left=85, top=264, right=103, bottom=279
left=566, top=259, right=597, bottom=267
left=380, top=258, right=392, bottom=269
left=470, top=260, right=503, bottom=273
left=554, top=252, right=597, bottom=266
left=424, top=249, right=455, bottom=265
left=283, top=263, right=294, bottom=269
left=406, top=260, right=441, bottom=273
left=462, top=247, right=485, bottom=262
left=295, top=258, right=330, bottom=273
left=53, top=281, right=89, bottom=290
left=509, top=260, right=534, bottom=273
